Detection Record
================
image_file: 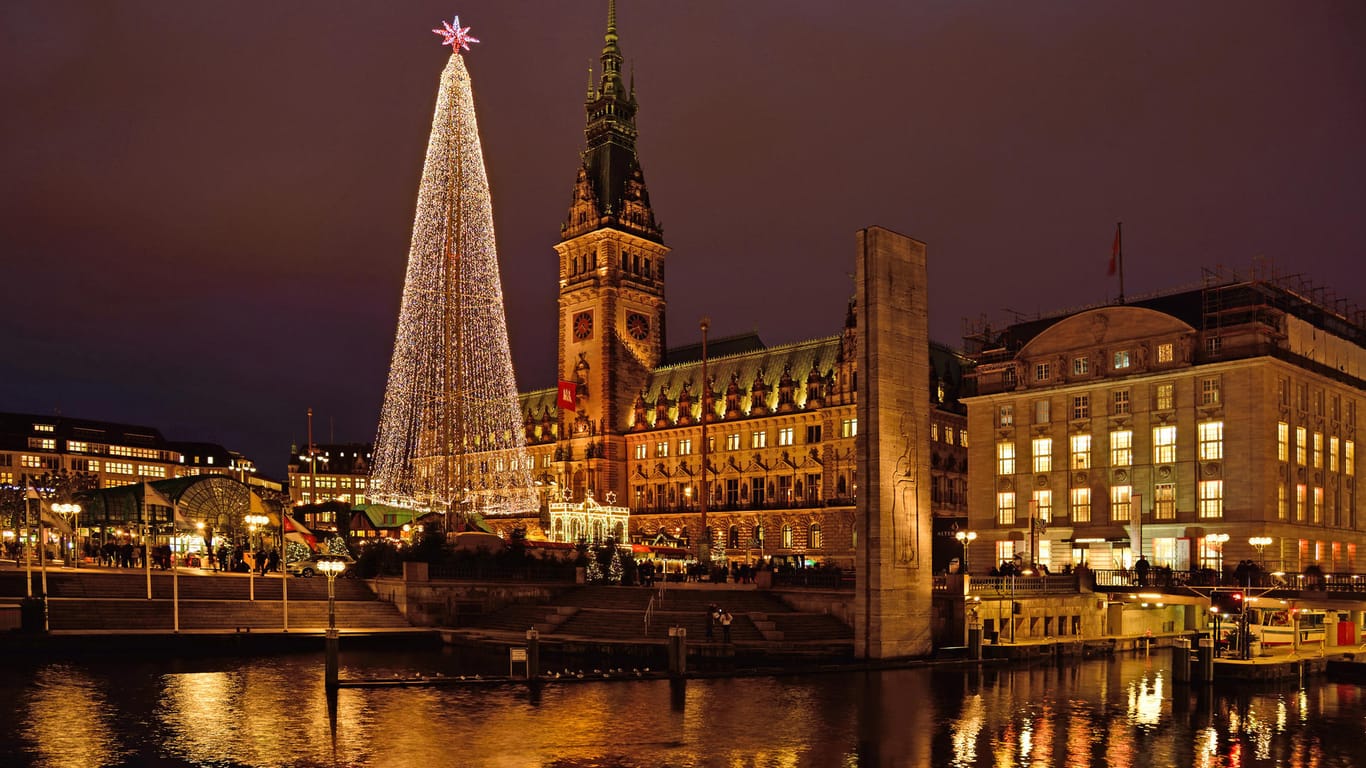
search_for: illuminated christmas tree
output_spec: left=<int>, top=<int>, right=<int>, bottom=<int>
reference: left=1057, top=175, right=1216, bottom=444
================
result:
left=370, top=18, right=539, bottom=517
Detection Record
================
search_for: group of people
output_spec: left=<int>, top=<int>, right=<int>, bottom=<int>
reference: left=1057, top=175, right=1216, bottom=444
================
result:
left=704, top=603, right=735, bottom=643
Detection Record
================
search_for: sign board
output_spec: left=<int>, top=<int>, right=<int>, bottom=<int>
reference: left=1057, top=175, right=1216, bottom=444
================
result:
left=509, top=647, right=527, bottom=662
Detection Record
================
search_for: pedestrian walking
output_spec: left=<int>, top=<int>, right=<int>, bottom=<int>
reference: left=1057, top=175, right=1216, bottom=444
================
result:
left=719, top=609, right=733, bottom=643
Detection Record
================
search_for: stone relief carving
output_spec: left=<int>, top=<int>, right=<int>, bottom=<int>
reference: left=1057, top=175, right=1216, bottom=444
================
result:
left=890, top=411, right=922, bottom=567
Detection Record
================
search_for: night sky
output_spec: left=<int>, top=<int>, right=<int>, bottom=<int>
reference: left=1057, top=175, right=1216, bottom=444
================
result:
left=3, top=1, right=1363, bottom=478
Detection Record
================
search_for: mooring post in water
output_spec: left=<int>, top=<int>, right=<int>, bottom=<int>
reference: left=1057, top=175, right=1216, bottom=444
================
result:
left=668, top=625, right=687, bottom=677
left=325, top=628, right=339, bottom=691
left=526, top=628, right=540, bottom=681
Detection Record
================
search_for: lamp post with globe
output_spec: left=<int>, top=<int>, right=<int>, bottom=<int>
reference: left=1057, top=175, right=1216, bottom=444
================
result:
left=51, top=502, right=81, bottom=568
left=955, top=530, right=977, bottom=574
left=319, top=557, right=347, bottom=690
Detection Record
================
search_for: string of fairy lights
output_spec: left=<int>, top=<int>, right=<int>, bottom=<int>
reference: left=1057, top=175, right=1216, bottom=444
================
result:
left=369, top=22, right=540, bottom=516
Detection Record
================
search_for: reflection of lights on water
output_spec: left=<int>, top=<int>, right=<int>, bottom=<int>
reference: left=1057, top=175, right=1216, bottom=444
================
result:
left=1019, top=721, right=1033, bottom=763
left=1277, top=699, right=1288, bottom=731
left=1193, top=726, right=1220, bottom=768
left=948, top=694, right=982, bottom=768
left=23, top=664, right=123, bottom=768
left=1297, top=689, right=1309, bottom=723
left=1125, top=672, right=1164, bottom=727
left=1065, top=705, right=1092, bottom=768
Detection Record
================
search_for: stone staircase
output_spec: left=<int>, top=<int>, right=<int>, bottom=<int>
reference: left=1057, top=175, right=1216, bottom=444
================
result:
left=471, top=585, right=853, bottom=645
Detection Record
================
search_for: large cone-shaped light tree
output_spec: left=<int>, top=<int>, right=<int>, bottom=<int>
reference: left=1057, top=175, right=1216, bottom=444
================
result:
left=370, top=18, right=539, bottom=518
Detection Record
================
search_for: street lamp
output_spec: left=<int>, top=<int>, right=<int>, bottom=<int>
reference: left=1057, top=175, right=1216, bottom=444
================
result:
left=51, top=502, right=81, bottom=568
left=955, top=530, right=977, bottom=573
left=244, top=513, right=270, bottom=600
left=318, top=556, right=347, bottom=691
left=1206, top=533, right=1229, bottom=572
left=1249, top=537, right=1273, bottom=571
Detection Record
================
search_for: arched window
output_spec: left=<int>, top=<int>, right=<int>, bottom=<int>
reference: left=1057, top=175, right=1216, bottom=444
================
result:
left=837, top=475, right=848, bottom=496
left=753, top=524, right=764, bottom=546
left=809, top=523, right=823, bottom=549
left=781, top=524, right=793, bottom=549
left=728, top=525, right=739, bottom=548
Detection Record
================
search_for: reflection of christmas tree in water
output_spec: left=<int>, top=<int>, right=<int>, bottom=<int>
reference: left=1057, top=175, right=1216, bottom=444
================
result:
left=370, top=18, right=538, bottom=517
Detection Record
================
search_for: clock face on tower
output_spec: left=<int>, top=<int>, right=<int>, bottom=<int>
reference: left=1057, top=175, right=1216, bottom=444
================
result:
left=572, top=311, right=593, bottom=341
left=626, top=312, right=651, bottom=341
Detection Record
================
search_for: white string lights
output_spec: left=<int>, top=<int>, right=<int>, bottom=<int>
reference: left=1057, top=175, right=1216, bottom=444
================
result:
left=370, top=36, right=539, bottom=518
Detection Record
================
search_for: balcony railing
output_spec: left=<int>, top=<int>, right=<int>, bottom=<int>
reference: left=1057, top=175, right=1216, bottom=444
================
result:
left=1091, top=569, right=1366, bottom=593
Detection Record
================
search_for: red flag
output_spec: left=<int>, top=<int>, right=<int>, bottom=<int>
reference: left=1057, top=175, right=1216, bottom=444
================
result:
left=1108, top=223, right=1121, bottom=276
left=282, top=513, right=318, bottom=550
left=557, top=380, right=577, bottom=410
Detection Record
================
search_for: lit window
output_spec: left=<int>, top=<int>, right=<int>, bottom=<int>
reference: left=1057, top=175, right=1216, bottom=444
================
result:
left=679, top=439, right=693, bottom=456
left=1112, top=389, right=1130, bottom=415
left=68, top=441, right=88, bottom=453
left=1201, top=378, right=1220, bottom=406
left=1277, top=482, right=1287, bottom=520
left=656, top=441, right=669, bottom=458
left=1032, top=490, right=1052, bottom=523
left=1313, top=486, right=1323, bottom=524
left=1073, top=356, right=1089, bottom=376
left=781, top=525, right=793, bottom=548
left=726, top=433, right=741, bottom=451
left=958, top=430, right=968, bottom=448
left=1153, top=425, right=1177, bottom=464
left=1113, top=350, right=1130, bottom=369
left=1072, top=394, right=1089, bottom=420
left=1198, top=421, right=1223, bottom=461
left=1070, top=487, right=1091, bottom=523
left=33, top=424, right=55, bottom=433
left=997, top=491, right=1017, bottom=525
left=1035, top=362, right=1051, bottom=382
left=809, top=524, right=823, bottom=549
left=1277, top=422, right=1289, bottom=462
left=999, top=405, right=1014, bottom=427
left=1345, top=440, right=1355, bottom=476
left=1154, top=483, right=1176, bottom=520
left=1070, top=434, right=1091, bottom=470
left=1296, top=484, right=1306, bottom=521
left=1329, top=437, right=1338, bottom=472
left=1034, top=400, right=1050, bottom=424
left=996, top=540, right=1016, bottom=565
left=1296, top=427, right=1307, bottom=465
left=1032, top=437, right=1052, bottom=473
left=1198, top=480, right=1223, bottom=519
left=1157, top=343, right=1173, bottom=363
left=1110, top=485, right=1132, bottom=522
left=1312, top=432, right=1322, bottom=469
left=931, top=424, right=939, bottom=442
left=21, top=455, right=42, bottom=468
left=841, top=419, right=858, bottom=438
left=778, top=428, right=794, bottom=447
left=1155, top=383, right=1174, bottom=411
left=1110, top=430, right=1133, bottom=467
left=751, top=431, right=767, bottom=449
left=634, top=444, right=647, bottom=460
left=997, top=442, right=1016, bottom=475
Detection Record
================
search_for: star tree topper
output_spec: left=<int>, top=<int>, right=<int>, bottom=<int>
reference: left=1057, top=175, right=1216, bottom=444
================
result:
left=433, top=16, right=480, bottom=52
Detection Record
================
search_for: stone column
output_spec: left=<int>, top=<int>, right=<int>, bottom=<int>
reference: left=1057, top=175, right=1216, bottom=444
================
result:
left=854, top=226, right=933, bottom=658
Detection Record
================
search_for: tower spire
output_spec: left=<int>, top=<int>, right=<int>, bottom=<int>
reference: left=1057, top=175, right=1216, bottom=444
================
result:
left=600, top=0, right=623, bottom=95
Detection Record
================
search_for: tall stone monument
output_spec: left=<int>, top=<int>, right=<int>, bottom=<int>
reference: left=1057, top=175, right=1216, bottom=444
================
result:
left=854, top=226, right=933, bottom=658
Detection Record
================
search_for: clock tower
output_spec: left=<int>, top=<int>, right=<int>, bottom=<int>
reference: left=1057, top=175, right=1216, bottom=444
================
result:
left=554, top=0, right=669, bottom=504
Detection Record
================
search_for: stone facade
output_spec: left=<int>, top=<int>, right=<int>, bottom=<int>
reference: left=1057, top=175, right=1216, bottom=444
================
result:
left=964, top=278, right=1362, bottom=576
left=853, top=226, right=934, bottom=658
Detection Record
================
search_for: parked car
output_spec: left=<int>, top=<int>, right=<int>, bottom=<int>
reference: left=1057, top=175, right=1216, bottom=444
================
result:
left=287, top=553, right=356, bottom=578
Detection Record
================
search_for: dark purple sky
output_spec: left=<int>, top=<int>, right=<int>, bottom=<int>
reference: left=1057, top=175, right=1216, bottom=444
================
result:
left=3, top=1, right=1363, bottom=477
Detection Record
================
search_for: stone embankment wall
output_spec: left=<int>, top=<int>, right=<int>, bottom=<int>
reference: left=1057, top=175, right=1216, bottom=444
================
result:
left=372, top=563, right=568, bottom=627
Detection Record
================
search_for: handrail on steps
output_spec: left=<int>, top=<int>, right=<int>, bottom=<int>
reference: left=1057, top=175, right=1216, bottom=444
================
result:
left=644, top=595, right=655, bottom=637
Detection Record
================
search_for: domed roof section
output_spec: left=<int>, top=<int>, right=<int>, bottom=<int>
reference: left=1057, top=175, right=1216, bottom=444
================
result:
left=1018, top=305, right=1195, bottom=358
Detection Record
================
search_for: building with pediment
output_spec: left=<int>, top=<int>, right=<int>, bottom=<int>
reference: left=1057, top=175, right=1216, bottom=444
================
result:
left=962, top=270, right=1363, bottom=575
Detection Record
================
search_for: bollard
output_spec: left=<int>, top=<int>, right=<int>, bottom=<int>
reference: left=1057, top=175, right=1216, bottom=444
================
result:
left=967, top=627, right=982, bottom=661
left=1196, top=637, right=1214, bottom=684
left=325, top=627, right=339, bottom=691
left=667, top=626, right=688, bottom=677
left=1171, top=638, right=1191, bottom=683
left=526, top=628, right=540, bottom=681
